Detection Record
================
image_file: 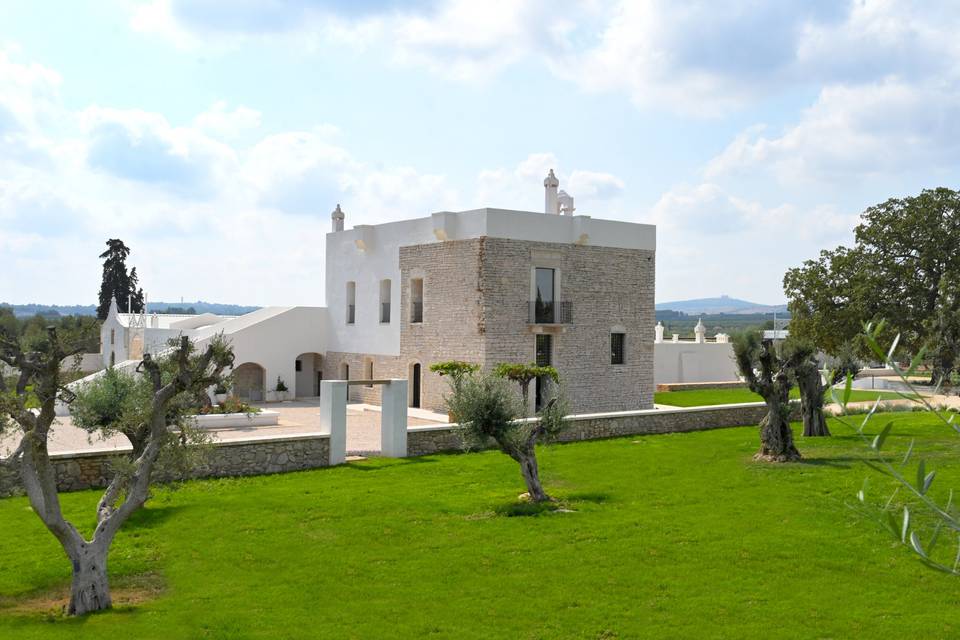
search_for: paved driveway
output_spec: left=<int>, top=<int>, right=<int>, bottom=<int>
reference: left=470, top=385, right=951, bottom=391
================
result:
left=0, top=399, right=446, bottom=457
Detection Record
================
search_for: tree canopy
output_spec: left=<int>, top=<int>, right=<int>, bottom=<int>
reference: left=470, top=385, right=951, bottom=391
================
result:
left=784, top=187, right=960, bottom=378
left=97, top=239, right=145, bottom=319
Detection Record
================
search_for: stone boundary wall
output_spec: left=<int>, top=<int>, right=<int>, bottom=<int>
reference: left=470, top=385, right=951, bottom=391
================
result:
left=407, top=402, right=798, bottom=456
left=656, top=381, right=746, bottom=392
left=1, top=433, right=330, bottom=497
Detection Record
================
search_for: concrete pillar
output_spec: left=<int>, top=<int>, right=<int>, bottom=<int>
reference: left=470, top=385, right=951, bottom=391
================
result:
left=380, top=379, right=408, bottom=457
left=319, top=380, right=347, bottom=465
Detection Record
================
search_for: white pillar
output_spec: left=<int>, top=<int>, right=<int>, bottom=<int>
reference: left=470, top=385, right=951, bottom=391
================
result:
left=319, top=380, right=347, bottom=465
left=654, top=321, right=664, bottom=343
left=380, top=379, right=408, bottom=457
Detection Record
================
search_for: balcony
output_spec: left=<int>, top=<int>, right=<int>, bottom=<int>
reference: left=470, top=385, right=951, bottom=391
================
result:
left=528, top=301, right=572, bottom=325
left=346, top=304, right=355, bottom=324
left=380, top=302, right=391, bottom=323
left=411, top=301, right=423, bottom=324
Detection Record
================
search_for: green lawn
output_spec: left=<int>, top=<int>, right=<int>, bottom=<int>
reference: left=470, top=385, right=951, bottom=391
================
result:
left=2, top=414, right=959, bottom=638
left=654, top=387, right=915, bottom=407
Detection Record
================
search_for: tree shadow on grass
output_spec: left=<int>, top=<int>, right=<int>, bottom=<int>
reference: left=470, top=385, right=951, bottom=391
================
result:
left=563, top=491, right=612, bottom=504
left=123, top=504, right=186, bottom=531
left=494, top=501, right=562, bottom=517
left=797, top=456, right=861, bottom=469
left=342, top=456, right=439, bottom=472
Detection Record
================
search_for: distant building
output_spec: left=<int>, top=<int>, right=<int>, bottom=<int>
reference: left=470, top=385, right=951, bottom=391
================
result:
left=653, top=319, right=740, bottom=384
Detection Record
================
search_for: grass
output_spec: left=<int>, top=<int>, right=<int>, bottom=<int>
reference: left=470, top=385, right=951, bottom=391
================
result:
left=2, top=413, right=960, bottom=638
left=654, top=386, right=916, bottom=407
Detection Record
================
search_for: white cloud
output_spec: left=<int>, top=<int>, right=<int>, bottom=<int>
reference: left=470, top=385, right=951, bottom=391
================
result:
left=193, top=101, right=262, bottom=139
left=649, top=182, right=861, bottom=301
left=567, top=170, right=624, bottom=200
left=706, top=79, right=960, bottom=184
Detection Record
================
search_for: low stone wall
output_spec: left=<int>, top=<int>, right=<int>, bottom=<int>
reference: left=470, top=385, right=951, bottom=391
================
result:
left=1, top=433, right=331, bottom=496
left=656, top=381, right=746, bottom=392
left=407, top=402, right=798, bottom=456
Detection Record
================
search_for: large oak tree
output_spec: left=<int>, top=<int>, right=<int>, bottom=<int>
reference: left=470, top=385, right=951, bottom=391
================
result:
left=784, top=188, right=960, bottom=380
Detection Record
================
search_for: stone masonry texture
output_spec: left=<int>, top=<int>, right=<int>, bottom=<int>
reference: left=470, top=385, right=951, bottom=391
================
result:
left=406, top=402, right=800, bottom=456
left=0, top=435, right=331, bottom=497
left=328, top=236, right=655, bottom=415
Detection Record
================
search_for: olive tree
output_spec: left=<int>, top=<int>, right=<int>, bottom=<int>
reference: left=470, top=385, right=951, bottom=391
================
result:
left=445, top=373, right=567, bottom=502
left=429, top=361, right=480, bottom=393
left=731, top=332, right=802, bottom=461
left=493, top=362, right=559, bottom=409
left=782, top=340, right=830, bottom=437
left=0, top=331, right=233, bottom=615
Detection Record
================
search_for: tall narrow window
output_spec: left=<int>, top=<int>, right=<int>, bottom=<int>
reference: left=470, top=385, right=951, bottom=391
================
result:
left=346, top=281, right=356, bottom=324
left=535, top=334, right=553, bottom=411
left=364, top=359, right=374, bottom=387
left=611, top=332, right=625, bottom=365
left=380, top=279, right=391, bottom=323
left=110, top=329, right=115, bottom=345
left=534, top=267, right=555, bottom=323
left=410, top=278, right=423, bottom=323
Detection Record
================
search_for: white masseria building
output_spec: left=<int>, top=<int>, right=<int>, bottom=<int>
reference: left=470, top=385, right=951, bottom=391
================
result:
left=91, top=173, right=737, bottom=412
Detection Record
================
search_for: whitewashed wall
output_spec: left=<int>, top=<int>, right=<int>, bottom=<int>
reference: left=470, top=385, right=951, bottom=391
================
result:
left=654, top=342, right=739, bottom=385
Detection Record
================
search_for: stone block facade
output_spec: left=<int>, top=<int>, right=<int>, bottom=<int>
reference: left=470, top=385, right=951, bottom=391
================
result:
left=329, top=236, right=655, bottom=415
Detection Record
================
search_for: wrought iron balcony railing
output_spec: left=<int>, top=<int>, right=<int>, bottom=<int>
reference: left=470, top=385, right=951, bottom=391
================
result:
left=528, top=301, right=572, bottom=324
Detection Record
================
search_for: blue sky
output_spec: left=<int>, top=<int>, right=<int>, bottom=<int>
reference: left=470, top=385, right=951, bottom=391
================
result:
left=2, top=0, right=958, bottom=306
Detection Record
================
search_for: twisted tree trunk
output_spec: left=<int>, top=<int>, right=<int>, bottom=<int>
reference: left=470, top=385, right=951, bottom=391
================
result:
left=755, top=398, right=801, bottom=462
left=67, top=540, right=112, bottom=615
left=797, top=363, right=830, bottom=437
left=514, top=444, right=549, bottom=502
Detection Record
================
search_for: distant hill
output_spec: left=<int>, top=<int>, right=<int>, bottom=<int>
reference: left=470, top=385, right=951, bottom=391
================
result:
left=655, top=295, right=788, bottom=315
left=1, top=301, right=260, bottom=318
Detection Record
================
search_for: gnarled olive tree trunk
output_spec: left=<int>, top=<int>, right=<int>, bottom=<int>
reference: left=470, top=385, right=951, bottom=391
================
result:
left=732, top=333, right=802, bottom=462
left=506, top=437, right=550, bottom=502
left=67, top=540, right=112, bottom=615
left=753, top=376, right=801, bottom=462
left=796, top=362, right=830, bottom=437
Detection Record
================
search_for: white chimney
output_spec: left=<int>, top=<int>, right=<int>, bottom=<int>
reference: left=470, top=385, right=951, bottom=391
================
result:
left=331, top=204, right=345, bottom=232
left=544, top=169, right=559, bottom=214
left=694, top=317, right=706, bottom=344
left=558, top=190, right=575, bottom=216
left=654, top=321, right=664, bottom=343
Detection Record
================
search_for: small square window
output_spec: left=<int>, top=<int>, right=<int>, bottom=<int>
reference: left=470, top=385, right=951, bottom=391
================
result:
left=611, top=333, right=625, bottom=365
left=295, top=360, right=302, bottom=372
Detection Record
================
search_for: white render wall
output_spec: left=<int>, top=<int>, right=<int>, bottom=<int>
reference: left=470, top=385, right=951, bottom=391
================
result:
left=199, top=306, right=327, bottom=400
left=654, top=341, right=739, bottom=385
left=324, top=207, right=657, bottom=357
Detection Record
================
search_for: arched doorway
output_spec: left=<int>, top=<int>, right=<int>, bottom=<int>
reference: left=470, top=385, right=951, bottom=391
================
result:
left=409, top=362, right=422, bottom=408
left=233, top=362, right=265, bottom=401
left=295, top=352, right=323, bottom=397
